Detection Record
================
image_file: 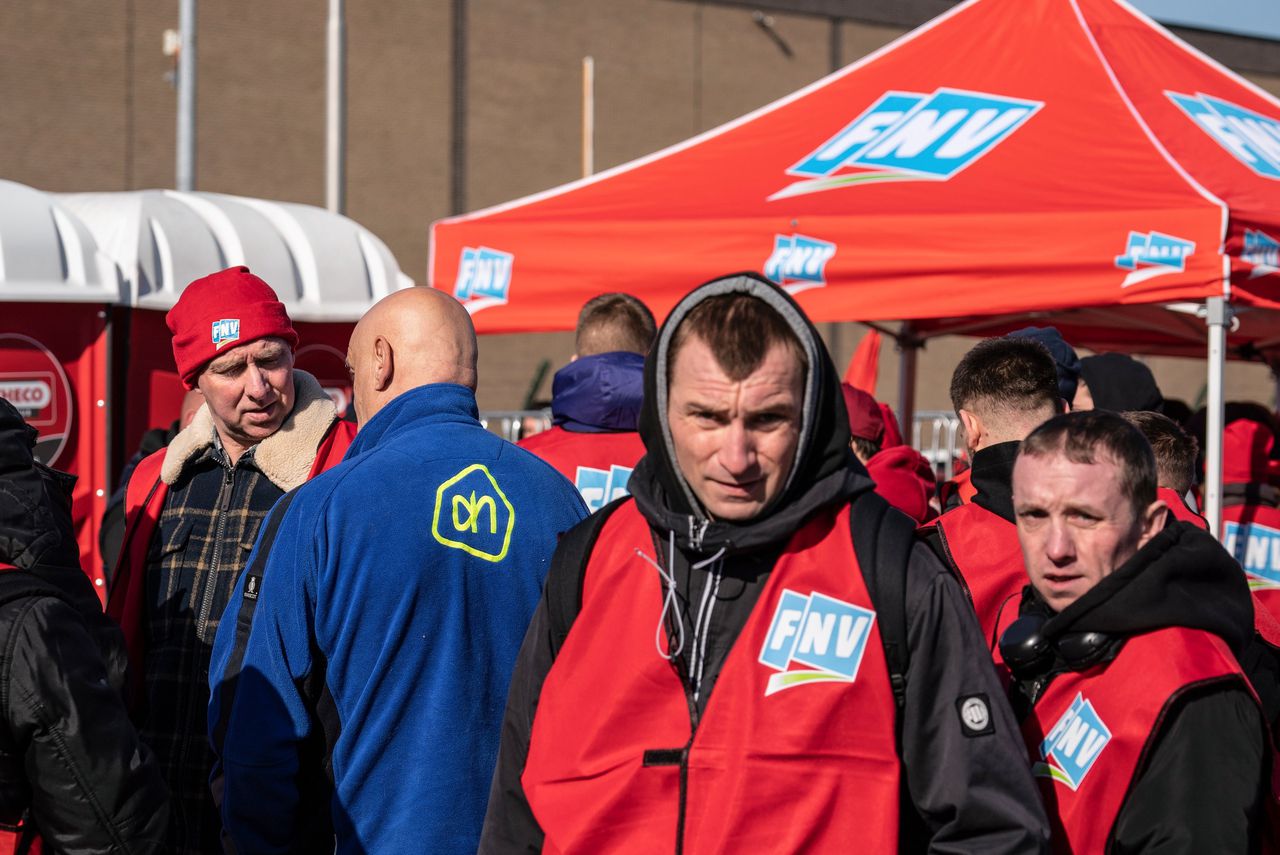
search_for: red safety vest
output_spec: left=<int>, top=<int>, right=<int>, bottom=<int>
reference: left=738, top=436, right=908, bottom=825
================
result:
left=105, top=418, right=354, bottom=709
left=933, top=503, right=1026, bottom=647
left=1159, top=487, right=1208, bottom=530
left=517, top=426, right=645, bottom=509
left=1023, top=627, right=1255, bottom=854
left=1224, top=500, right=1280, bottom=628
left=523, top=501, right=900, bottom=854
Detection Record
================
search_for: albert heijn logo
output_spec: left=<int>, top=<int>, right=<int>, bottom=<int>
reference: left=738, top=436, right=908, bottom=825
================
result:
left=1114, top=231, right=1196, bottom=288
left=575, top=464, right=632, bottom=514
left=763, top=234, right=836, bottom=295
left=431, top=463, right=516, bottom=563
left=771, top=88, right=1043, bottom=200
left=1244, top=229, right=1280, bottom=278
left=211, top=319, right=241, bottom=349
left=758, top=589, right=875, bottom=696
left=1168, top=92, right=1280, bottom=180
left=453, top=246, right=514, bottom=314
left=1035, top=692, right=1112, bottom=791
left=1224, top=520, right=1280, bottom=592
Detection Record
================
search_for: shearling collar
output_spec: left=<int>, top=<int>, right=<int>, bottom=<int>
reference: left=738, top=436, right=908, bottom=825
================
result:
left=161, top=369, right=338, bottom=491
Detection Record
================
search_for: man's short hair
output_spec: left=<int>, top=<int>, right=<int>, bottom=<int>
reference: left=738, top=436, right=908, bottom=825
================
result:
left=575, top=293, right=657, bottom=357
left=1121, top=410, right=1198, bottom=495
left=1020, top=410, right=1158, bottom=519
left=668, top=293, right=807, bottom=381
left=950, top=337, right=1060, bottom=416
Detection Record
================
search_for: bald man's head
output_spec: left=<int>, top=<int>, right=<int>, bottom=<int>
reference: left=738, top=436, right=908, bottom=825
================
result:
left=346, top=287, right=479, bottom=426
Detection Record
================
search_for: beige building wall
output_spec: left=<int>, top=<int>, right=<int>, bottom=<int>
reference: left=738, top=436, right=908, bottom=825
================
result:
left=0, top=2, right=1275, bottom=412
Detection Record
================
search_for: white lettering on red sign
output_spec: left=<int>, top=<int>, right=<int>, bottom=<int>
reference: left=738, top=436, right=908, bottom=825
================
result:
left=0, top=380, right=52, bottom=409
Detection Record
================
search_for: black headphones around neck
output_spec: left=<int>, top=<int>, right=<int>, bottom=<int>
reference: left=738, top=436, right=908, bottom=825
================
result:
left=998, top=613, right=1115, bottom=682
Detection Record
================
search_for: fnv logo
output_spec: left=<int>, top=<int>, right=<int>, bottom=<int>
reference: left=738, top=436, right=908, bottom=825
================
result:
left=1244, top=229, right=1280, bottom=278
left=1114, top=231, right=1195, bottom=288
left=758, top=589, right=875, bottom=696
left=1168, top=92, right=1280, bottom=180
left=1035, top=692, right=1111, bottom=791
left=771, top=88, right=1042, bottom=200
left=211, top=319, right=241, bottom=349
left=454, top=247, right=513, bottom=314
left=1224, top=520, right=1280, bottom=591
left=431, top=464, right=516, bottom=562
left=763, top=234, right=836, bottom=295
left=575, top=464, right=632, bottom=514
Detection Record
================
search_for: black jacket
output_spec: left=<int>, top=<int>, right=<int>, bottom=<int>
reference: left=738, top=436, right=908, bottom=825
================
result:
left=1008, top=522, right=1269, bottom=854
left=0, top=400, right=167, bottom=853
left=481, top=273, right=1049, bottom=853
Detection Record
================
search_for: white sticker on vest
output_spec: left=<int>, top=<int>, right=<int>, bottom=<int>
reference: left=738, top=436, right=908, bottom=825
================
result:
left=1034, top=692, right=1111, bottom=791
left=758, top=588, right=875, bottom=695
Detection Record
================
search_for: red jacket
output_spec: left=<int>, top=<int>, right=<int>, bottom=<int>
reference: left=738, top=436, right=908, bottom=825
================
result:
left=866, top=445, right=938, bottom=524
left=1023, top=627, right=1255, bottom=854
left=518, top=426, right=645, bottom=511
left=523, top=501, right=900, bottom=853
left=932, top=502, right=1026, bottom=646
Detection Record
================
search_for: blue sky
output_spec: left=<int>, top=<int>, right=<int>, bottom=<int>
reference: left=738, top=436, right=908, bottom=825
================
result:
left=1130, top=0, right=1280, bottom=41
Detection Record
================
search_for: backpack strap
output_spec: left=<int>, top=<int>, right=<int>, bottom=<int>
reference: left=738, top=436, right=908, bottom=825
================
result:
left=849, top=490, right=916, bottom=718
left=545, top=497, right=628, bottom=657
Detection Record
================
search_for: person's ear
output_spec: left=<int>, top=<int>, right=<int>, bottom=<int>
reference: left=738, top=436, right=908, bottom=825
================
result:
left=958, top=409, right=983, bottom=455
left=373, top=336, right=394, bottom=392
left=1137, top=498, right=1169, bottom=547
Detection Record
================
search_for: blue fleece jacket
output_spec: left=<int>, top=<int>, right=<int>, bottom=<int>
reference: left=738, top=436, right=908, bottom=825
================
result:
left=208, top=384, right=587, bottom=854
left=550, top=351, right=645, bottom=433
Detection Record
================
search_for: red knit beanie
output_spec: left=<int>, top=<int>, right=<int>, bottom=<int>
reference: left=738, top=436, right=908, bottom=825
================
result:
left=166, top=266, right=298, bottom=389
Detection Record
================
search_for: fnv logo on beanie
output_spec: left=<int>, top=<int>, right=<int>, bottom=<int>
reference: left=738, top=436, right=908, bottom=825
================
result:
left=167, top=266, right=299, bottom=389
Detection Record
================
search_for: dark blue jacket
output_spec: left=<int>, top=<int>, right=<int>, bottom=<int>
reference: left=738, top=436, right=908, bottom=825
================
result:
left=208, top=384, right=587, bottom=854
left=551, top=351, right=644, bottom=432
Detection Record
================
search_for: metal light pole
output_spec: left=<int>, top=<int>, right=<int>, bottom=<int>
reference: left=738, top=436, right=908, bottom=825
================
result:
left=326, top=0, right=346, bottom=213
left=176, top=0, right=197, bottom=191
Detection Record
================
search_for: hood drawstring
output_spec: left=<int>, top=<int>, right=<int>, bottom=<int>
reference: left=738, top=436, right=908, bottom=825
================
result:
left=634, top=530, right=685, bottom=661
left=689, top=546, right=726, bottom=703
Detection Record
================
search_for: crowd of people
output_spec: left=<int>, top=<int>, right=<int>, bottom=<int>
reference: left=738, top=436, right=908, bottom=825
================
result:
left=1, top=265, right=1278, bottom=854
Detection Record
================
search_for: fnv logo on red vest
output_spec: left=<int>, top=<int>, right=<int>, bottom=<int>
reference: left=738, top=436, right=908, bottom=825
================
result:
left=758, top=589, right=875, bottom=696
left=1224, top=520, right=1280, bottom=591
left=1035, top=692, right=1111, bottom=791
left=771, top=88, right=1042, bottom=200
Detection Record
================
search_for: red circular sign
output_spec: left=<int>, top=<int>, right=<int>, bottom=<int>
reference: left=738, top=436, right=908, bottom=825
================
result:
left=294, top=344, right=353, bottom=419
left=0, top=333, right=74, bottom=467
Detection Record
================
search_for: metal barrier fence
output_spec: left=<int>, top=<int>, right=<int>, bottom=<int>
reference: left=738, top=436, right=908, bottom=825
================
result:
left=480, top=409, right=551, bottom=443
left=912, top=410, right=964, bottom=481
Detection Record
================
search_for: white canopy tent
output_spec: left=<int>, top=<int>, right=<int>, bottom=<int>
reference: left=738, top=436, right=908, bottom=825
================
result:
left=58, top=189, right=413, bottom=321
left=0, top=180, right=123, bottom=304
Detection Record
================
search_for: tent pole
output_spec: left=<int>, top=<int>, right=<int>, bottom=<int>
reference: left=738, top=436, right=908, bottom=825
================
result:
left=896, top=322, right=919, bottom=444
left=1204, top=297, right=1230, bottom=538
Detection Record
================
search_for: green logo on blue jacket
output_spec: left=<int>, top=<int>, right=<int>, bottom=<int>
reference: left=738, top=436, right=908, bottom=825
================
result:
left=431, top=464, right=516, bottom=562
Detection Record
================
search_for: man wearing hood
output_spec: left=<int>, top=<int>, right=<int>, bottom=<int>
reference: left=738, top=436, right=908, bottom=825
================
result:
left=0, top=399, right=167, bottom=852
left=1000, top=410, right=1271, bottom=852
left=518, top=293, right=653, bottom=512
left=481, top=274, right=1049, bottom=853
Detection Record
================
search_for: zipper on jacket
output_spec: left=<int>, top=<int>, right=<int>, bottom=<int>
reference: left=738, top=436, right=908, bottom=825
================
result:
left=933, top=524, right=975, bottom=606
left=195, top=465, right=235, bottom=640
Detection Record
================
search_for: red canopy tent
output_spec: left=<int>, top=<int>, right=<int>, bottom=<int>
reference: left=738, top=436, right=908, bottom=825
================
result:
left=429, top=0, right=1280, bottom=532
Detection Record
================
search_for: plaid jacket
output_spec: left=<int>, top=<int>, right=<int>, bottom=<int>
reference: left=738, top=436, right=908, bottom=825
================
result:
left=107, top=371, right=354, bottom=855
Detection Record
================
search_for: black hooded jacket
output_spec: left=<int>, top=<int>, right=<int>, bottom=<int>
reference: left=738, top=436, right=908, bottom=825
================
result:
left=1007, top=522, right=1268, bottom=854
left=0, top=400, right=167, bottom=853
left=481, top=274, right=1049, bottom=854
